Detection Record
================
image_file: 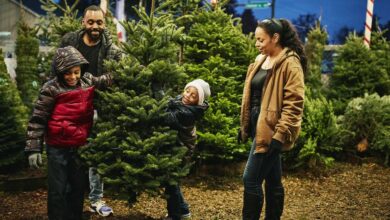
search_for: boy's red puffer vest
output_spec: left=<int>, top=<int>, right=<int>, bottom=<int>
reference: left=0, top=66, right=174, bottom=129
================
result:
left=45, top=86, right=95, bottom=147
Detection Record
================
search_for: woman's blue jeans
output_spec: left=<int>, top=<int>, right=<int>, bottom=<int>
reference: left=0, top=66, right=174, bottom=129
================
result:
left=243, top=139, right=283, bottom=197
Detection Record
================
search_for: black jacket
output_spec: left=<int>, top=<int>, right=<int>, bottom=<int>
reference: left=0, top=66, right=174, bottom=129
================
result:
left=165, top=95, right=209, bottom=152
left=60, top=29, right=122, bottom=76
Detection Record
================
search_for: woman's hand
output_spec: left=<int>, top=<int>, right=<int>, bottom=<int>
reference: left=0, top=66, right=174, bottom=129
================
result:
left=267, top=139, right=283, bottom=157
left=237, top=128, right=242, bottom=144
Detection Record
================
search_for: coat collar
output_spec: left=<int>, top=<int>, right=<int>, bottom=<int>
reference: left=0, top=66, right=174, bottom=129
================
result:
left=76, top=29, right=112, bottom=49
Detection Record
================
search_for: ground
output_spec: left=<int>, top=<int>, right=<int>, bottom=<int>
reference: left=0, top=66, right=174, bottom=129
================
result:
left=1, top=162, right=390, bottom=220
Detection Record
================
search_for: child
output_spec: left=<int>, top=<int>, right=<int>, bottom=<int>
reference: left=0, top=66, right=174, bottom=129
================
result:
left=164, top=79, right=210, bottom=220
left=25, top=46, right=113, bottom=220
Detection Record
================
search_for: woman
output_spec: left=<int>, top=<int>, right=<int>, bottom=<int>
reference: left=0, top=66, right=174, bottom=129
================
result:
left=239, top=18, right=306, bottom=220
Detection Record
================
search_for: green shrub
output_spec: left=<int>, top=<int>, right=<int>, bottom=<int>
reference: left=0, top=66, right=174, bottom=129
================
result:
left=81, top=4, right=189, bottom=203
left=284, top=88, right=342, bottom=169
left=0, top=50, right=28, bottom=172
left=328, top=32, right=390, bottom=114
left=15, top=20, right=40, bottom=111
left=184, top=7, right=257, bottom=162
left=340, top=93, right=390, bottom=165
left=305, top=22, right=328, bottom=91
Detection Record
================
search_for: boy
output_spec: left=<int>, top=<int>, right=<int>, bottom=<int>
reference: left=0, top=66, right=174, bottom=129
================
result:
left=164, top=79, right=210, bottom=220
left=25, top=46, right=113, bottom=219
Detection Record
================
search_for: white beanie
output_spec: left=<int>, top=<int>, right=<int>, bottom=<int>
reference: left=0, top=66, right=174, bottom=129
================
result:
left=184, top=79, right=211, bottom=105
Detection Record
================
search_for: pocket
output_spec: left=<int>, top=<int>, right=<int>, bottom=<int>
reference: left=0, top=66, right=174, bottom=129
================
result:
left=265, top=110, right=280, bottom=128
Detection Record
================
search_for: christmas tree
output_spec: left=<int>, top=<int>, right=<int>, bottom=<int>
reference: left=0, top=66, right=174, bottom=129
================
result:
left=81, top=1, right=189, bottom=203
left=39, top=0, right=82, bottom=47
left=162, top=0, right=202, bottom=28
left=161, top=0, right=202, bottom=64
left=183, top=6, right=257, bottom=162
left=0, top=50, right=28, bottom=172
left=328, top=32, right=390, bottom=113
left=305, top=22, right=328, bottom=92
left=15, top=20, right=40, bottom=111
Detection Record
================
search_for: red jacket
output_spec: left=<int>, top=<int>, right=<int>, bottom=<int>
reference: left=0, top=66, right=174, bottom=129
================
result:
left=26, top=46, right=113, bottom=152
left=25, top=72, right=112, bottom=152
left=46, top=86, right=94, bottom=147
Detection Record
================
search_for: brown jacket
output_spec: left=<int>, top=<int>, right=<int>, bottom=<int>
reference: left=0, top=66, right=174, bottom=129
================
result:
left=240, top=48, right=304, bottom=153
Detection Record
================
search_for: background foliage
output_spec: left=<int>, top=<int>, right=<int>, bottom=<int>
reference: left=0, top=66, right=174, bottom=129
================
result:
left=81, top=2, right=189, bottom=203
left=0, top=50, right=28, bottom=172
left=327, top=32, right=390, bottom=114
left=183, top=6, right=257, bottom=162
left=15, top=20, right=40, bottom=111
left=339, top=94, right=390, bottom=165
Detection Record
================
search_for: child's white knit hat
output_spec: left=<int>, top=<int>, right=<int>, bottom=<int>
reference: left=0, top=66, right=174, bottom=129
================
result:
left=184, top=79, right=211, bottom=105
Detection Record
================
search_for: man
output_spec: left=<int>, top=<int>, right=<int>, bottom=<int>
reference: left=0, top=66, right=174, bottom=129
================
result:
left=60, top=5, right=122, bottom=217
left=60, top=5, right=121, bottom=76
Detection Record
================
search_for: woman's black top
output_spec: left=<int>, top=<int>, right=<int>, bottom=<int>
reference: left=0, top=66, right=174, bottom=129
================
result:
left=250, top=68, right=269, bottom=108
left=249, top=68, right=269, bottom=138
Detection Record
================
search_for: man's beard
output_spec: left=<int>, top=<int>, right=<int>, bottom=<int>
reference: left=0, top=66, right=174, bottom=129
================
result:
left=85, top=29, right=103, bottom=42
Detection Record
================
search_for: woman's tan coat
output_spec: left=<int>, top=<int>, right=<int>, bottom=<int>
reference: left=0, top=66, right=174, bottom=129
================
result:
left=240, top=48, right=304, bottom=154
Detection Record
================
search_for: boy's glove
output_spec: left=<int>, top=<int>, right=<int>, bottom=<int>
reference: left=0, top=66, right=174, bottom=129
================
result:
left=28, top=153, right=43, bottom=169
left=167, top=98, right=180, bottom=109
left=267, top=139, right=283, bottom=157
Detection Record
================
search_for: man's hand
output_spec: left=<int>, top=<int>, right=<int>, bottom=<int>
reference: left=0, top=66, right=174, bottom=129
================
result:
left=28, top=153, right=42, bottom=169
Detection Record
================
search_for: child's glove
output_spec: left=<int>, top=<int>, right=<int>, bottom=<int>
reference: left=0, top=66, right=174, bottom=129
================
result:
left=28, top=152, right=42, bottom=169
left=167, top=98, right=180, bottom=109
left=267, top=139, right=283, bottom=157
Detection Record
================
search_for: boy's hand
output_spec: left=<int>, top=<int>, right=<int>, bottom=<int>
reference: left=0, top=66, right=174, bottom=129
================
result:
left=167, top=98, right=176, bottom=108
left=28, top=153, right=43, bottom=169
left=167, top=98, right=181, bottom=109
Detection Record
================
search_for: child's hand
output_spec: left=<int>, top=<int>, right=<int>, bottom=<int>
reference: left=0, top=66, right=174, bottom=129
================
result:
left=167, top=98, right=180, bottom=108
left=28, top=152, right=43, bottom=169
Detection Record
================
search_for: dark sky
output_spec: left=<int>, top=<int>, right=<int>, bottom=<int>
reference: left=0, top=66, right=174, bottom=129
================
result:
left=25, top=0, right=390, bottom=43
left=236, top=0, right=390, bottom=43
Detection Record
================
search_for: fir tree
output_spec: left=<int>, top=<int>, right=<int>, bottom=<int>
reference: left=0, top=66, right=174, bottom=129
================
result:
left=15, top=20, right=40, bottom=111
left=223, top=0, right=239, bottom=17
left=283, top=87, right=341, bottom=170
left=81, top=1, right=188, bottom=203
left=162, top=0, right=202, bottom=27
left=292, top=13, right=318, bottom=43
left=39, top=0, right=82, bottom=47
left=161, top=0, right=202, bottom=64
left=241, top=9, right=257, bottom=35
left=184, top=6, right=257, bottom=162
left=328, top=32, right=390, bottom=114
left=305, top=21, right=328, bottom=92
left=0, top=50, right=28, bottom=172
left=370, top=32, right=390, bottom=95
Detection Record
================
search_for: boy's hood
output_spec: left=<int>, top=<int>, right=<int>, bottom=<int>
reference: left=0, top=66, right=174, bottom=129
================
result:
left=52, top=46, right=89, bottom=77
